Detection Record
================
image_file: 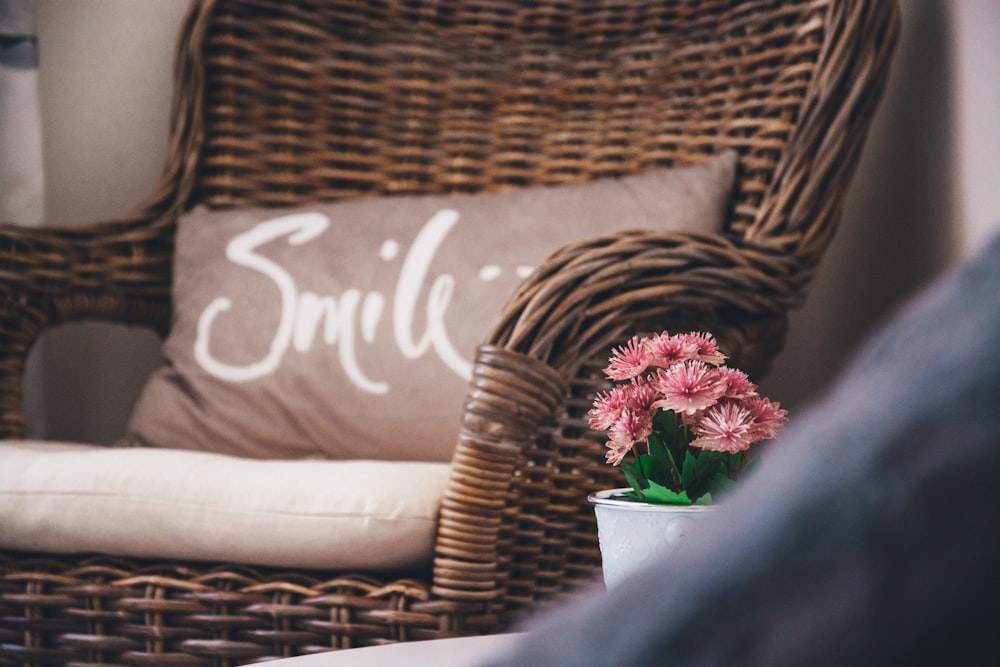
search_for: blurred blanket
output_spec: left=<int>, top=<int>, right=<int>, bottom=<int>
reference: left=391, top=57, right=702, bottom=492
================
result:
left=485, top=233, right=1000, bottom=666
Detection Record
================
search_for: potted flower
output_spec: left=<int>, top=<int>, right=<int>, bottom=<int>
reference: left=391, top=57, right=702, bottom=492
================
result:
left=587, top=330, right=787, bottom=586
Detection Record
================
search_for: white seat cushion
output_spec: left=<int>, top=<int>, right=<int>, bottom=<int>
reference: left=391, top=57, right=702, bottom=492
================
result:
left=0, top=440, right=451, bottom=570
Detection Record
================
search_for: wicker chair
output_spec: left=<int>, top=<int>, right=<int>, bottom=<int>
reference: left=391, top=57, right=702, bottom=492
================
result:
left=1, top=0, right=897, bottom=664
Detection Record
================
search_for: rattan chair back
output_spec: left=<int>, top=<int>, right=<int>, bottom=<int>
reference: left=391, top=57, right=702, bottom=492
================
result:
left=0, top=0, right=899, bottom=663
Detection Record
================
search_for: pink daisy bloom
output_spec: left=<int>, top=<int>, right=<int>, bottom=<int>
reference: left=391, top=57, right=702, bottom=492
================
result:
left=743, top=396, right=788, bottom=441
left=716, top=366, right=757, bottom=399
left=610, top=407, right=653, bottom=446
left=604, top=336, right=650, bottom=380
left=676, top=331, right=727, bottom=366
left=646, top=331, right=689, bottom=367
left=588, top=385, right=630, bottom=431
left=605, top=438, right=634, bottom=466
left=651, top=360, right=724, bottom=415
left=624, top=375, right=660, bottom=413
left=689, top=401, right=755, bottom=453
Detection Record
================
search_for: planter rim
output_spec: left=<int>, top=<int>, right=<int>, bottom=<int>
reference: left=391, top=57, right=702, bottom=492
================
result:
left=588, top=487, right=715, bottom=511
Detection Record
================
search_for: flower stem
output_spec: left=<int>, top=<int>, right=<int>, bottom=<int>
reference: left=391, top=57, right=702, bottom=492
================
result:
left=735, top=451, right=749, bottom=478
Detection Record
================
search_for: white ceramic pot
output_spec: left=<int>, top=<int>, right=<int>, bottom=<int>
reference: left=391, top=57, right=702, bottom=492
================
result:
left=589, top=488, right=712, bottom=588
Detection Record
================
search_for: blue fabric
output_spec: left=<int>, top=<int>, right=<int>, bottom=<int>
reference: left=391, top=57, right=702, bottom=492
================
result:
left=485, top=233, right=1000, bottom=666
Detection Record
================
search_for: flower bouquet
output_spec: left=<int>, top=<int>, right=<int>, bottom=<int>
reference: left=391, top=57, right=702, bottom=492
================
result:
left=589, top=330, right=787, bottom=505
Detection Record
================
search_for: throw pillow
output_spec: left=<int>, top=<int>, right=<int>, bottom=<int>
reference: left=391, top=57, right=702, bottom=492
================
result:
left=124, top=151, right=737, bottom=461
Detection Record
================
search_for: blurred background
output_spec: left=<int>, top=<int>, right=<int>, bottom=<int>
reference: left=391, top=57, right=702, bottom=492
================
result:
left=2, top=0, right=998, bottom=444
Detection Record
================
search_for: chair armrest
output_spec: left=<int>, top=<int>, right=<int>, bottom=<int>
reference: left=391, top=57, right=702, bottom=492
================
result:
left=0, top=211, right=175, bottom=437
left=433, top=345, right=568, bottom=603
left=491, top=229, right=804, bottom=377
left=432, top=229, right=806, bottom=612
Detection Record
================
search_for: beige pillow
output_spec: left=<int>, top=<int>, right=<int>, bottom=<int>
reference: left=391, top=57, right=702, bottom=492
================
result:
left=125, top=151, right=737, bottom=461
left=0, top=440, right=451, bottom=570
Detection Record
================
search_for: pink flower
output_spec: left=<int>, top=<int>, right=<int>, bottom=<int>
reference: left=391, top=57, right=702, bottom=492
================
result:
left=588, top=385, right=630, bottom=431
left=604, top=336, right=650, bottom=380
left=588, top=377, right=659, bottom=431
left=744, top=396, right=788, bottom=441
left=716, top=366, right=757, bottom=399
left=624, top=375, right=660, bottom=413
left=610, top=407, right=653, bottom=447
left=651, top=360, right=724, bottom=415
left=676, top=332, right=727, bottom=366
left=590, top=329, right=789, bottom=499
left=605, top=437, right=634, bottom=466
left=646, top=331, right=689, bottom=367
left=689, top=402, right=755, bottom=453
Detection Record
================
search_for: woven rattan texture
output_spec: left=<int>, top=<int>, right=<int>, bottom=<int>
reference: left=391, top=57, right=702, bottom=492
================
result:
left=192, top=0, right=827, bottom=241
left=1, top=0, right=898, bottom=664
left=0, top=554, right=494, bottom=665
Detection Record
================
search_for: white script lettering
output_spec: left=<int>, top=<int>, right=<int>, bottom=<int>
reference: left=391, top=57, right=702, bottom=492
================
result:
left=193, top=209, right=472, bottom=393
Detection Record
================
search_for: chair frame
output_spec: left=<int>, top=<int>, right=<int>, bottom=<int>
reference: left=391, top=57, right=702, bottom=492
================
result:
left=1, top=0, right=898, bottom=664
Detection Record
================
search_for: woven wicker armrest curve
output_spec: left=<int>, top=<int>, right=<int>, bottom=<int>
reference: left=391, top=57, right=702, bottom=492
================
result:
left=488, top=229, right=803, bottom=378
left=0, top=211, right=175, bottom=438
left=430, top=230, right=809, bottom=619
left=433, top=345, right=568, bottom=603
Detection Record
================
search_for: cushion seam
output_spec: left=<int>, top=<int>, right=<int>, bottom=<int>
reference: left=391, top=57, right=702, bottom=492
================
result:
left=0, top=490, right=439, bottom=520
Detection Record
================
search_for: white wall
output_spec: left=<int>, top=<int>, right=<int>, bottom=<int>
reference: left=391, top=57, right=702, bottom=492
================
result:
left=763, top=0, right=1000, bottom=410
left=29, top=0, right=188, bottom=442
left=18, top=0, right=1000, bottom=442
left=1, top=0, right=46, bottom=436
left=951, top=0, right=1000, bottom=260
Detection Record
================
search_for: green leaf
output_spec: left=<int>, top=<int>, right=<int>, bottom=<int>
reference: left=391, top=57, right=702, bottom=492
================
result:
left=738, top=452, right=760, bottom=477
left=681, top=449, right=721, bottom=487
left=622, top=488, right=645, bottom=502
left=620, top=457, right=649, bottom=493
left=634, top=453, right=652, bottom=483
left=701, top=449, right=728, bottom=476
left=621, top=463, right=642, bottom=491
left=680, top=449, right=699, bottom=487
left=642, top=480, right=693, bottom=506
left=677, top=449, right=731, bottom=503
left=693, top=491, right=713, bottom=505
left=655, top=409, right=692, bottom=464
left=652, top=409, right=677, bottom=435
left=646, top=432, right=679, bottom=488
left=708, top=472, right=736, bottom=498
